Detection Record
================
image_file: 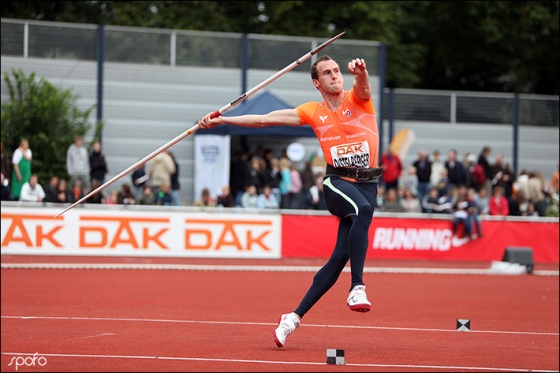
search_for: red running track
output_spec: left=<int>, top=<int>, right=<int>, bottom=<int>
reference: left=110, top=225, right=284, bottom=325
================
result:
left=1, top=257, right=558, bottom=372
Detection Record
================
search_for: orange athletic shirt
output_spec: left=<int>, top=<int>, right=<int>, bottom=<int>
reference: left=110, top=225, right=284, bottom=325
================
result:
left=296, top=89, right=379, bottom=169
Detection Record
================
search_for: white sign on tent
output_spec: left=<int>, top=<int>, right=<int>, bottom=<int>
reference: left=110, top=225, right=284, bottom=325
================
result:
left=194, top=134, right=231, bottom=203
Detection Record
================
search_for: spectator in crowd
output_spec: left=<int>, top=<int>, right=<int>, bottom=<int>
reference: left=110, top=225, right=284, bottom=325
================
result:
left=154, top=183, right=173, bottom=206
left=241, top=184, right=260, bottom=209
left=451, top=188, right=472, bottom=239
left=488, top=185, right=509, bottom=216
left=309, top=174, right=327, bottom=210
left=445, top=149, right=467, bottom=188
left=137, top=185, right=155, bottom=205
left=430, top=149, right=445, bottom=188
left=477, top=146, right=493, bottom=197
left=66, top=134, right=90, bottom=191
left=11, top=138, right=32, bottom=200
left=67, top=179, right=85, bottom=204
left=380, top=145, right=403, bottom=191
left=436, top=172, right=451, bottom=199
left=216, top=185, right=235, bottom=208
left=56, top=178, right=69, bottom=204
left=509, top=189, right=530, bottom=216
left=86, top=179, right=106, bottom=204
left=513, top=169, right=530, bottom=201
left=89, top=140, right=108, bottom=184
left=149, top=151, right=175, bottom=195
left=44, top=175, right=60, bottom=203
left=230, top=149, right=250, bottom=206
left=412, top=149, right=432, bottom=206
left=399, top=165, right=418, bottom=198
left=1, top=173, right=13, bottom=201
left=194, top=187, right=216, bottom=207
left=1, top=141, right=11, bottom=185
left=263, top=157, right=283, bottom=207
left=474, top=187, right=489, bottom=216
left=131, top=163, right=149, bottom=198
left=288, top=162, right=303, bottom=209
left=527, top=170, right=548, bottom=216
left=246, top=156, right=266, bottom=193
left=167, top=151, right=181, bottom=206
left=381, top=188, right=405, bottom=213
left=466, top=187, right=483, bottom=238
left=106, top=189, right=119, bottom=205
left=465, top=153, right=485, bottom=192
left=258, top=184, right=280, bottom=209
left=491, top=153, right=514, bottom=199
left=400, top=187, right=422, bottom=213
left=19, top=174, right=45, bottom=202
left=299, top=161, right=316, bottom=209
left=375, top=185, right=385, bottom=210
left=117, top=183, right=136, bottom=205
left=422, top=186, right=452, bottom=214
left=278, top=157, right=292, bottom=209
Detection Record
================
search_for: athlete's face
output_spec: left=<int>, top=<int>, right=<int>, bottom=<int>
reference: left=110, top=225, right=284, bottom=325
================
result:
left=313, top=59, right=344, bottom=94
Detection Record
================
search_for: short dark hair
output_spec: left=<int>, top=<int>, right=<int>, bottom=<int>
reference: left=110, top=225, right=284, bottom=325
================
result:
left=310, top=55, right=335, bottom=80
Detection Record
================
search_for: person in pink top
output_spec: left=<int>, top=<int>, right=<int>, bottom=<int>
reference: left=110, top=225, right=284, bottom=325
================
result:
left=488, top=185, right=509, bottom=216
left=199, top=55, right=381, bottom=348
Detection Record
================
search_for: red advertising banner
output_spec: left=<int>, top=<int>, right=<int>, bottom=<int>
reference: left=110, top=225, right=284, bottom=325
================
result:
left=281, top=214, right=559, bottom=263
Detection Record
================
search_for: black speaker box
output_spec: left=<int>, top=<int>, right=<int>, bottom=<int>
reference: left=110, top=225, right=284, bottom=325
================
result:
left=502, top=247, right=534, bottom=274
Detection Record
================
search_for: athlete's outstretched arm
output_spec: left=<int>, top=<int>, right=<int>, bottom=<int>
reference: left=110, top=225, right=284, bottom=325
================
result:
left=198, top=108, right=301, bottom=129
left=348, top=58, right=371, bottom=101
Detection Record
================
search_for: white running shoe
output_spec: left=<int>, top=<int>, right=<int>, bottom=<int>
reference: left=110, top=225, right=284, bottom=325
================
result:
left=347, top=285, right=371, bottom=313
left=272, top=312, right=300, bottom=348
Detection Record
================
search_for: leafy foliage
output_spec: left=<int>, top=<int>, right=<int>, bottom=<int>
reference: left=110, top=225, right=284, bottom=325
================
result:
left=1, top=68, right=97, bottom=184
left=1, top=1, right=558, bottom=94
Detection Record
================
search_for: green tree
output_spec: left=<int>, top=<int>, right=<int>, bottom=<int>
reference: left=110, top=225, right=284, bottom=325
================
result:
left=1, top=69, right=97, bottom=184
left=1, top=1, right=558, bottom=94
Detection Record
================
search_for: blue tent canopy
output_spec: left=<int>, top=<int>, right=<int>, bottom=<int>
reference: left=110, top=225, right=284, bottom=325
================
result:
left=196, top=91, right=315, bottom=137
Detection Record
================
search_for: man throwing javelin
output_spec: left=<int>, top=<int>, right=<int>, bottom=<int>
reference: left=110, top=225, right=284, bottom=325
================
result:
left=198, top=55, right=381, bottom=348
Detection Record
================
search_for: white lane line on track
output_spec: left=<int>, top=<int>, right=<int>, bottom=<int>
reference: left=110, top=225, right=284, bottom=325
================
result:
left=2, top=315, right=558, bottom=336
left=1, top=263, right=558, bottom=276
left=0, top=352, right=557, bottom=372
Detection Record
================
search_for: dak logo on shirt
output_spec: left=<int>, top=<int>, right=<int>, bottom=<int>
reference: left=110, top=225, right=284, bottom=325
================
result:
left=343, top=109, right=352, bottom=118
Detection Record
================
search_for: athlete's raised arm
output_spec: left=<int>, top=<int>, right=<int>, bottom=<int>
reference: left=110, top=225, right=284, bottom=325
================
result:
left=198, top=108, right=301, bottom=129
left=348, top=58, right=371, bottom=101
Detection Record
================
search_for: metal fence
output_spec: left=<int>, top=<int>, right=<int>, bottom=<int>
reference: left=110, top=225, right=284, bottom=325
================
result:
left=1, top=18, right=558, bottom=127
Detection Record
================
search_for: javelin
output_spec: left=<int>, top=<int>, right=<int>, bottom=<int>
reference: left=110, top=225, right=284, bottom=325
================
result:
left=53, top=31, right=345, bottom=218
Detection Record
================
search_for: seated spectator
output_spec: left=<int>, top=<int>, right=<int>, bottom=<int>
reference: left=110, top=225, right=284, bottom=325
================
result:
left=216, top=185, right=234, bottom=208
left=137, top=185, right=155, bottom=205
left=241, top=184, right=259, bottom=209
left=474, top=187, right=489, bottom=215
left=194, top=187, right=216, bottom=207
left=258, top=184, right=280, bottom=209
left=56, top=179, right=69, bottom=204
left=400, top=187, right=422, bottom=213
left=422, top=186, right=452, bottom=214
left=155, top=183, right=173, bottom=206
left=19, top=174, right=45, bottom=202
left=488, top=185, right=509, bottom=216
left=452, top=190, right=472, bottom=239
left=106, top=189, right=119, bottom=205
left=86, top=179, right=106, bottom=204
left=67, top=179, right=85, bottom=204
left=1, top=172, right=13, bottom=201
left=399, top=166, right=419, bottom=197
left=117, top=183, right=136, bottom=205
left=44, top=175, right=60, bottom=203
left=381, top=188, right=405, bottom=213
